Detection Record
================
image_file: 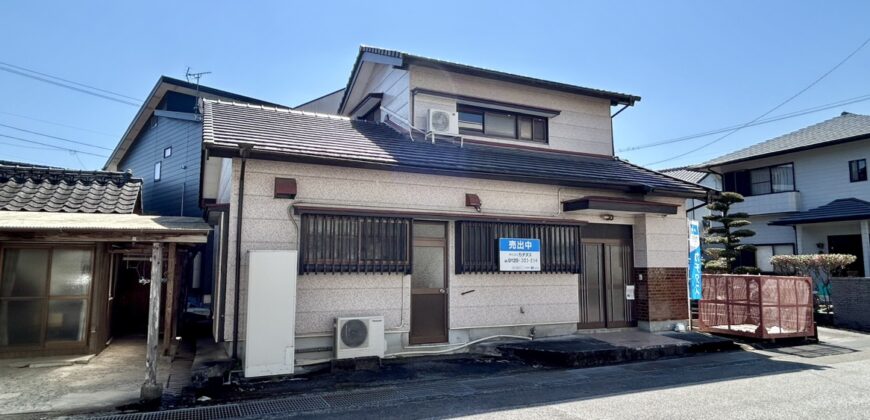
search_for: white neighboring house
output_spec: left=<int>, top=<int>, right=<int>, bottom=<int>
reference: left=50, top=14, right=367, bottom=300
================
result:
left=660, top=168, right=721, bottom=225
left=685, top=112, right=870, bottom=276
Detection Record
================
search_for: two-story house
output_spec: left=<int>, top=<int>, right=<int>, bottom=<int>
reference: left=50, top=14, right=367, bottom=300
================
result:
left=692, top=112, right=870, bottom=277
left=197, top=46, right=708, bottom=366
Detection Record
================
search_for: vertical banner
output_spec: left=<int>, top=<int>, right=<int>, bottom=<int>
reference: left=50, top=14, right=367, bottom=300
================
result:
left=688, top=220, right=703, bottom=300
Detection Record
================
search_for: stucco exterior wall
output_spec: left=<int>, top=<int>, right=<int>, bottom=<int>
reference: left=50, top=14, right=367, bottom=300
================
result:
left=220, top=158, right=688, bottom=344
left=409, top=65, right=614, bottom=156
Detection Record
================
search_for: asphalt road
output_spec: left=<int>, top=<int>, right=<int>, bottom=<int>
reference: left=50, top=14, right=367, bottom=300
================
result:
left=283, top=328, right=870, bottom=420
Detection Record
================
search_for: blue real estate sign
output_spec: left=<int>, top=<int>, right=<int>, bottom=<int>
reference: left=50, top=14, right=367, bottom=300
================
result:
left=688, top=220, right=703, bottom=300
left=498, top=238, right=541, bottom=272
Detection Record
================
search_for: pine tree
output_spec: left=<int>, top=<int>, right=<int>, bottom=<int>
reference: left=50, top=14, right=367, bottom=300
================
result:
left=703, top=192, right=757, bottom=273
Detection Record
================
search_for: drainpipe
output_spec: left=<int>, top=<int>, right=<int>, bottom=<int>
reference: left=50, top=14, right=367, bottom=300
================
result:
left=232, top=145, right=252, bottom=361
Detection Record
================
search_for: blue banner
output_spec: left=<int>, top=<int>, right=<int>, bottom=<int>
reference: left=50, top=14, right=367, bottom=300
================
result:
left=688, top=220, right=703, bottom=300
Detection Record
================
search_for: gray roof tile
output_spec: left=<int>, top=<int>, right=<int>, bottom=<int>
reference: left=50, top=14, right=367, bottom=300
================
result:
left=660, top=168, right=708, bottom=184
left=770, top=198, right=870, bottom=225
left=0, top=163, right=142, bottom=214
left=701, top=112, right=870, bottom=167
left=202, top=100, right=707, bottom=197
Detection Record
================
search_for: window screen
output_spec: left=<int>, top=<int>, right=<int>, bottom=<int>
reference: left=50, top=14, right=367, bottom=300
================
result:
left=456, top=221, right=581, bottom=274
left=299, top=214, right=411, bottom=274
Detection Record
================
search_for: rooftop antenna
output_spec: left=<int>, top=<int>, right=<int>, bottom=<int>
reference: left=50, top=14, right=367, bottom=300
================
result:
left=185, top=67, right=211, bottom=114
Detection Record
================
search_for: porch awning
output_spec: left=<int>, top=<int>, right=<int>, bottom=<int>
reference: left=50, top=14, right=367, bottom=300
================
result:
left=562, top=196, right=679, bottom=215
left=0, top=212, right=211, bottom=242
left=770, top=198, right=870, bottom=226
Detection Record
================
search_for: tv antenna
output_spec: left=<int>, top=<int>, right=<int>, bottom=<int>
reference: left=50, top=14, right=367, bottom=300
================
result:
left=185, top=67, right=211, bottom=114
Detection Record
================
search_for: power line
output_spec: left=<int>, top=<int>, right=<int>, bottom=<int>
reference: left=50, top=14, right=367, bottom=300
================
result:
left=0, top=61, right=141, bottom=101
left=0, top=65, right=140, bottom=107
left=620, top=93, right=870, bottom=152
left=645, top=34, right=870, bottom=167
left=0, top=122, right=112, bottom=150
left=0, top=110, right=119, bottom=137
left=0, top=133, right=108, bottom=158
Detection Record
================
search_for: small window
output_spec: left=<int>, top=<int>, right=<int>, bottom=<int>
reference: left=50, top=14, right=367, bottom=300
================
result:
left=154, top=162, right=161, bottom=181
left=850, top=159, right=867, bottom=182
left=164, top=147, right=172, bottom=158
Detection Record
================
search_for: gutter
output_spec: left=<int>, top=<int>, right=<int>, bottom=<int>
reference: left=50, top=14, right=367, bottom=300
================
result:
left=231, top=145, right=252, bottom=361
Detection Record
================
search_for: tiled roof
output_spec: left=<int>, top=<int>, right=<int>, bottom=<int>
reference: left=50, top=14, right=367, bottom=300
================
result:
left=339, top=46, right=640, bottom=112
left=701, top=112, right=870, bottom=167
left=202, top=100, right=707, bottom=197
left=770, top=198, right=870, bottom=225
left=0, top=163, right=141, bottom=214
left=660, top=167, right=708, bottom=184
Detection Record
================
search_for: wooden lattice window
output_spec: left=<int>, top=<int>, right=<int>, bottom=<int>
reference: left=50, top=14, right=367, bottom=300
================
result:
left=455, top=221, right=581, bottom=274
left=299, top=214, right=411, bottom=274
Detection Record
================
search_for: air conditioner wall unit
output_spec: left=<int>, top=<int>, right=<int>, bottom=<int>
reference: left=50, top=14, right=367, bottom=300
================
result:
left=428, top=109, right=459, bottom=135
left=335, top=316, right=385, bottom=359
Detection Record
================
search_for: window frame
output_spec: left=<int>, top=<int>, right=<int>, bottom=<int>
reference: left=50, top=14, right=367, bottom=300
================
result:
left=163, top=146, right=172, bottom=158
left=0, top=244, right=95, bottom=350
left=457, top=104, right=548, bottom=143
left=849, top=158, right=867, bottom=183
left=725, top=163, right=795, bottom=197
left=153, top=161, right=162, bottom=182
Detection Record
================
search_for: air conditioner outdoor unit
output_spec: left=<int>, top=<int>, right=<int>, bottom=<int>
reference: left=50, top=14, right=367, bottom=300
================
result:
left=428, top=109, right=459, bottom=135
left=335, top=316, right=385, bottom=359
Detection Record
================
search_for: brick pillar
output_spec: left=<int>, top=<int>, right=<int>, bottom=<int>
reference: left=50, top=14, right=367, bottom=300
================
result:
left=632, top=211, right=690, bottom=332
left=634, top=267, right=688, bottom=331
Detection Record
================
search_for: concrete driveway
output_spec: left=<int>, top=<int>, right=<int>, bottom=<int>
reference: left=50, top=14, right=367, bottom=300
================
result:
left=0, top=337, right=168, bottom=417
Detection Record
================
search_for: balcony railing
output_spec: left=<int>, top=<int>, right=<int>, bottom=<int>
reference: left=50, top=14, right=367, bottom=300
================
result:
left=729, top=191, right=800, bottom=215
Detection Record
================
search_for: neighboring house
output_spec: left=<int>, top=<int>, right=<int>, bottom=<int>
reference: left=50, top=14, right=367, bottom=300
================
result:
left=294, top=88, right=345, bottom=114
left=0, top=161, right=209, bottom=359
left=198, top=45, right=708, bottom=365
left=104, top=76, right=289, bottom=217
left=660, top=168, right=721, bottom=223
left=692, top=112, right=870, bottom=276
left=103, top=76, right=290, bottom=319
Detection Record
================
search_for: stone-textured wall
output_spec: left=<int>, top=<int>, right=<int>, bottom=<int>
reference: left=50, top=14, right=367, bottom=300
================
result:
left=634, top=267, right=688, bottom=322
left=831, top=277, right=870, bottom=331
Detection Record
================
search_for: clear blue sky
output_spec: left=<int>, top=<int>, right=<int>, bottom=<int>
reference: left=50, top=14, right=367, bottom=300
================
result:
left=1, top=1, right=869, bottom=171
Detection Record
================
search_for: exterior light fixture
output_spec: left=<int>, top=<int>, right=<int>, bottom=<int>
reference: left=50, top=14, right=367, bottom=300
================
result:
left=600, top=213, right=615, bottom=221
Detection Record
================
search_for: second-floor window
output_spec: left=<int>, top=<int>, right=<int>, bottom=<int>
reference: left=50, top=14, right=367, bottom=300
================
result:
left=849, top=159, right=867, bottom=182
left=457, top=105, right=547, bottom=143
left=724, top=163, right=795, bottom=196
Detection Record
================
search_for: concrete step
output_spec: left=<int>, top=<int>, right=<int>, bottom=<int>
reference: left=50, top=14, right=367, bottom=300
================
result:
left=497, top=331, right=736, bottom=368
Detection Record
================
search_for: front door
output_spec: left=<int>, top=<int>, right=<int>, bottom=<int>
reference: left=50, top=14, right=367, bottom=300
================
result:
left=828, top=234, right=865, bottom=276
left=579, top=240, right=635, bottom=328
left=410, top=222, right=449, bottom=344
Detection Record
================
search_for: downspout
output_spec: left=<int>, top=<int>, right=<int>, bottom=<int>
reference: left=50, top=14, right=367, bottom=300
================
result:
left=231, top=145, right=252, bottom=361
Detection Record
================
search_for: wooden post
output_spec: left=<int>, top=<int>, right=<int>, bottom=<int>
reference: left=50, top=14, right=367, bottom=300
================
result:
left=141, top=242, right=164, bottom=401
left=162, top=243, right=177, bottom=355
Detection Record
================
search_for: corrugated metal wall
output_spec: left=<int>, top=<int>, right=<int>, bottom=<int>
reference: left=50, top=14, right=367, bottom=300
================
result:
left=117, top=114, right=202, bottom=217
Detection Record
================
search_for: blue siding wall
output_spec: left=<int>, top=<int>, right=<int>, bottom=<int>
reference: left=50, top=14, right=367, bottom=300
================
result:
left=118, top=115, right=202, bottom=217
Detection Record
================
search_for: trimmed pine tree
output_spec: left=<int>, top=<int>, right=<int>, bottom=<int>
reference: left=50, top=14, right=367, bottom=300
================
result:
left=703, top=192, right=758, bottom=274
